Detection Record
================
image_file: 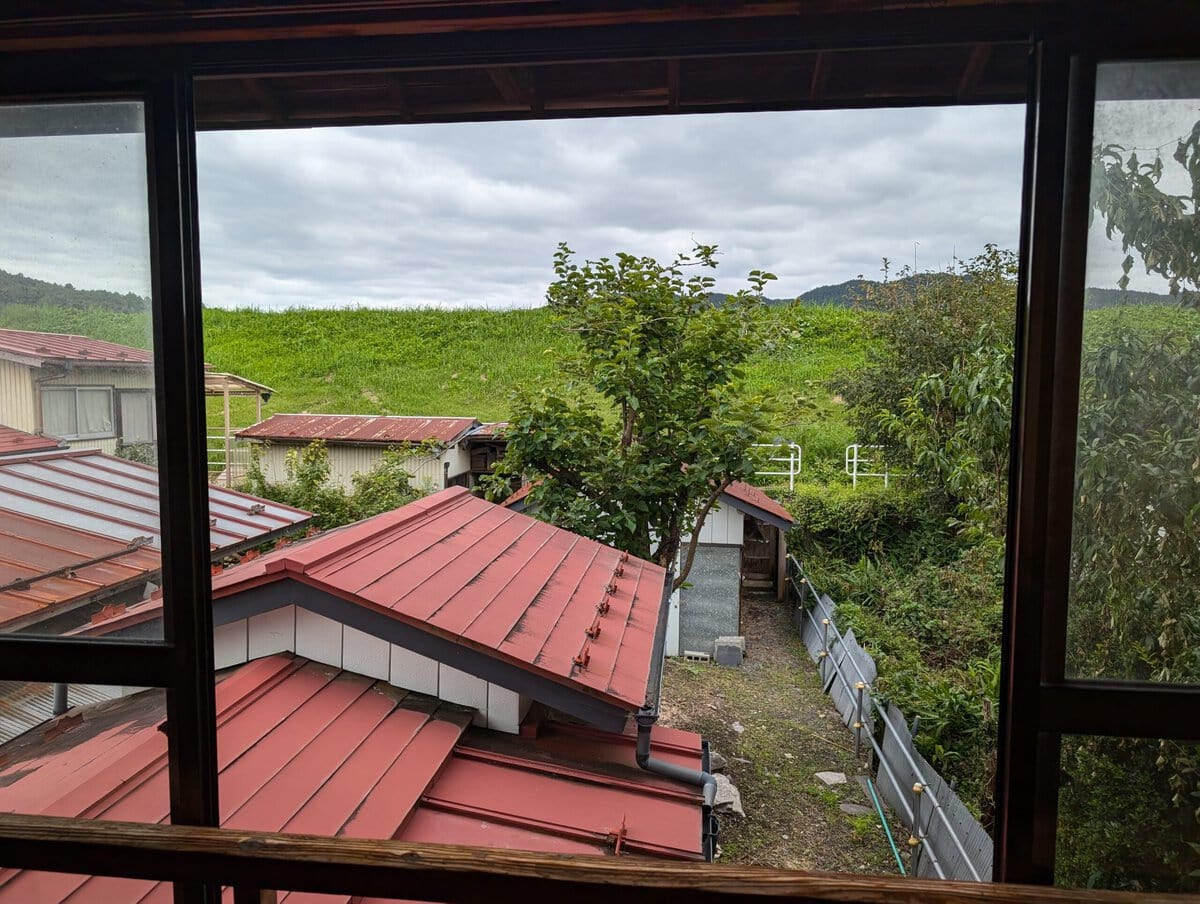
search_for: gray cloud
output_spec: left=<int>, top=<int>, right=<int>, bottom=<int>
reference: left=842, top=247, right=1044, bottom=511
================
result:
left=3, top=105, right=1033, bottom=309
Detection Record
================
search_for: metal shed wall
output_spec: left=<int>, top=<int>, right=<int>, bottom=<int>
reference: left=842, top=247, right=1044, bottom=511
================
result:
left=0, top=359, right=37, bottom=435
left=253, top=442, right=458, bottom=492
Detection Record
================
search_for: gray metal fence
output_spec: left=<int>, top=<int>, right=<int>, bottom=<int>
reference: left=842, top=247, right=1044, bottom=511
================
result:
left=791, top=558, right=993, bottom=882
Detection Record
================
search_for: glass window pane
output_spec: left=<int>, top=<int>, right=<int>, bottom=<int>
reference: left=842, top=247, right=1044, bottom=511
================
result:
left=119, top=390, right=155, bottom=444
left=1057, top=734, right=1199, bottom=892
left=1067, top=60, right=1200, bottom=684
left=0, top=100, right=164, bottom=641
left=40, top=388, right=76, bottom=436
left=76, top=388, right=114, bottom=437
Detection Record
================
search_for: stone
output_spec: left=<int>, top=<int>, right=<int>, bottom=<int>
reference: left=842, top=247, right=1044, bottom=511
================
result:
left=708, top=750, right=728, bottom=772
left=714, top=636, right=745, bottom=667
left=839, top=802, right=875, bottom=817
left=731, top=721, right=745, bottom=734
left=712, top=773, right=745, bottom=817
left=815, top=770, right=847, bottom=786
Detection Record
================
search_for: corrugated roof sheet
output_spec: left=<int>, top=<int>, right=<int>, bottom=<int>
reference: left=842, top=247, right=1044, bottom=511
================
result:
left=0, top=681, right=115, bottom=745
left=0, top=511, right=159, bottom=630
left=0, top=654, right=703, bottom=902
left=0, top=449, right=311, bottom=554
left=465, top=421, right=507, bottom=440
left=0, top=426, right=63, bottom=457
left=0, top=329, right=152, bottom=366
left=237, top=414, right=479, bottom=445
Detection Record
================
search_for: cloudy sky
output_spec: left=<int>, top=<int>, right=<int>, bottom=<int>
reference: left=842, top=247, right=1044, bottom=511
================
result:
left=1, top=100, right=1183, bottom=309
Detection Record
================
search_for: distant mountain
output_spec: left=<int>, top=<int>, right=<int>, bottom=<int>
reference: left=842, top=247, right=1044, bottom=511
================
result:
left=0, top=268, right=149, bottom=313
left=1083, top=286, right=1177, bottom=309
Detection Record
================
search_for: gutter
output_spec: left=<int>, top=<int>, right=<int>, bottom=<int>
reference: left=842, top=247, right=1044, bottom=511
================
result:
left=636, top=571, right=719, bottom=861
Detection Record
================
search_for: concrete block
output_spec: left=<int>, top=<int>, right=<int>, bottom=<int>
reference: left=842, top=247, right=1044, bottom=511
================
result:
left=714, top=635, right=745, bottom=667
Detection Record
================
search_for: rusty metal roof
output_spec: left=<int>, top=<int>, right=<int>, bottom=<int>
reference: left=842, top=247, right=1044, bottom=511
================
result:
left=0, top=654, right=704, bottom=901
left=0, top=510, right=160, bottom=631
left=0, top=425, right=63, bottom=457
left=0, top=328, right=152, bottom=367
left=237, top=413, right=479, bottom=445
left=721, top=481, right=795, bottom=529
left=0, top=449, right=311, bottom=555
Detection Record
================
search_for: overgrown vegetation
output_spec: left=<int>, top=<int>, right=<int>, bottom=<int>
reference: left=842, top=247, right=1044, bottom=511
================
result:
left=244, top=440, right=425, bottom=530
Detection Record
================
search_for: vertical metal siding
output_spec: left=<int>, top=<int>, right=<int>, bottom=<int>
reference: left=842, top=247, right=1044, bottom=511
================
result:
left=256, top=442, right=457, bottom=493
left=0, top=360, right=37, bottom=432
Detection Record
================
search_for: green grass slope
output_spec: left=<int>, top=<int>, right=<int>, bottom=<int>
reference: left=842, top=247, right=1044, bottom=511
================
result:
left=0, top=301, right=868, bottom=443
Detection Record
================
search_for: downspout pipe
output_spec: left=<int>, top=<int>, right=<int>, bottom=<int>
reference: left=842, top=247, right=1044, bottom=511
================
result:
left=635, top=571, right=719, bottom=859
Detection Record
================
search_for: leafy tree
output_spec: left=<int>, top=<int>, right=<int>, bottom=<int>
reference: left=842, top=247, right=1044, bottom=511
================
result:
left=484, top=243, right=776, bottom=589
left=1054, top=118, right=1200, bottom=891
left=876, top=333, right=1013, bottom=540
left=834, top=245, right=1018, bottom=464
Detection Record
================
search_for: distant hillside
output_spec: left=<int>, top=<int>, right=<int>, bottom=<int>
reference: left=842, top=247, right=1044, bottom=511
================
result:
left=0, top=268, right=148, bottom=313
left=1083, top=286, right=1176, bottom=309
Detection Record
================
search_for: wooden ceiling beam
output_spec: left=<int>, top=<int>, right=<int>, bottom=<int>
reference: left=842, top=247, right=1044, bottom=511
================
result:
left=957, top=43, right=992, bottom=101
left=809, top=51, right=829, bottom=100
left=666, top=59, right=680, bottom=112
left=486, top=66, right=542, bottom=113
left=239, top=77, right=287, bottom=126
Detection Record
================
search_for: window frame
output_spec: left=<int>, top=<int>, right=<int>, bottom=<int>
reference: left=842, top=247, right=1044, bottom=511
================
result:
left=0, top=5, right=1198, bottom=901
left=40, top=385, right=116, bottom=440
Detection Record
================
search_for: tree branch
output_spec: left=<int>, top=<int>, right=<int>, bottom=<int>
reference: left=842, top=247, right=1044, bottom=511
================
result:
left=672, top=476, right=733, bottom=591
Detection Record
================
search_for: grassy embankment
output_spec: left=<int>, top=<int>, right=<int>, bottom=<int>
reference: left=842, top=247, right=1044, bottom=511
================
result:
left=0, top=302, right=870, bottom=459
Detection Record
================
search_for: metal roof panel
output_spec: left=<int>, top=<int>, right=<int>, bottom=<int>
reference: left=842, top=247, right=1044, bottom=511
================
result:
left=237, top=413, right=479, bottom=445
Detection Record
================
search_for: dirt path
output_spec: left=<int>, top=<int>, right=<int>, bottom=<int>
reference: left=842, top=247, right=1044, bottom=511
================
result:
left=659, top=590, right=903, bottom=874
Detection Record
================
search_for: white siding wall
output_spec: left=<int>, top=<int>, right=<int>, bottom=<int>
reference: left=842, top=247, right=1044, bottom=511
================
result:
left=0, top=359, right=37, bottom=433
left=691, top=503, right=744, bottom=546
left=252, top=442, right=458, bottom=494
left=205, top=604, right=529, bottom=733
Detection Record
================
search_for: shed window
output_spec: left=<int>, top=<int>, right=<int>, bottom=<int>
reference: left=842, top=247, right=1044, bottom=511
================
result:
left=41, top=386, right=114, bottom=439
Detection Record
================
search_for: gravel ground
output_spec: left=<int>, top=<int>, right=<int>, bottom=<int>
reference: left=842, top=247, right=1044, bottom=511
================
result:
left=659, top=590, right=905, bottom=874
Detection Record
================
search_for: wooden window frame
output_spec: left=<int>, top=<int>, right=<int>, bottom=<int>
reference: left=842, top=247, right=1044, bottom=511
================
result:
left=1, top=5, right=1200, bottom=901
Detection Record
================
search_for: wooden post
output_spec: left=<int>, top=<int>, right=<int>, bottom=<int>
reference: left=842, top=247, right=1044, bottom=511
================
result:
left=223, top=385, right=231, bottom=488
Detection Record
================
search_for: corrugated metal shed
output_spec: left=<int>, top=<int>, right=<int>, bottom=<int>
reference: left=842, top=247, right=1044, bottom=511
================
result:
left=465, top=421, right=507, bottom=440
left=237, top=413, right=478, bottom=445
left=0, top=449, right=311, bottom=554
left=0, top=425, right=63, bottom=457
left=0, top=329, right=152, bottom=367
left=0, top=654, right=704, bottom=902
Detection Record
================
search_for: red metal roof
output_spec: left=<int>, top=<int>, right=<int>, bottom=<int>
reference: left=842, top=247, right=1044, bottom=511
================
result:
left=0, top=511, right=159, bottom=630
left=0, top=449, right=311, bottom=555
left=0, top=654, right=704, bottom=902
left=0, top=425, right=63, bottom=457
left=503, top=480, right=794, bottom=527
left=0, top=329, right=152, bottom=367
left=722, top=480, right=795, bottom=526
left=88, top=488, right=669, bottom=715
left=223, top=488, right=666, bottom=713
left=237, top=413, right=479, bottom=445
left=466, top=421, right=508, bottom=440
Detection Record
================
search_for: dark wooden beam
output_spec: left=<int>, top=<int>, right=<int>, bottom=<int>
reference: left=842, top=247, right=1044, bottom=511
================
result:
left=486, top=66, right=541, bottom=112
left=957, top=43, right=992, bottom=100
left=667, top=58, right=680, bottom=111
left=240, top=76, right=286, bottom=126
left=809, top=51, right=829, bottom=100
left=0, top=814, right=1174, bottom=904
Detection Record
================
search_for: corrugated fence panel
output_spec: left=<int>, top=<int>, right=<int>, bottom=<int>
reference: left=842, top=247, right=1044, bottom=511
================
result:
left=794, top=578, right=992, bottom=884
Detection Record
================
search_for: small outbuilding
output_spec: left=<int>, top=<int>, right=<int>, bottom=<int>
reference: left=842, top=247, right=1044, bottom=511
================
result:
left=238, top=413, right=508, bottom=492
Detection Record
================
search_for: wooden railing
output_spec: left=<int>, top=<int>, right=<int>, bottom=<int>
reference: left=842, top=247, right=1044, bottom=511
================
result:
left=0, top=814, right=1184, bottom=904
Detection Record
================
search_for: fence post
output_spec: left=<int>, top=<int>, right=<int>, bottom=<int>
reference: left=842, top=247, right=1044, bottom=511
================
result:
left=909, top=782, right=924, bottom=874
left=853, top=681, right=866, bottom=758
